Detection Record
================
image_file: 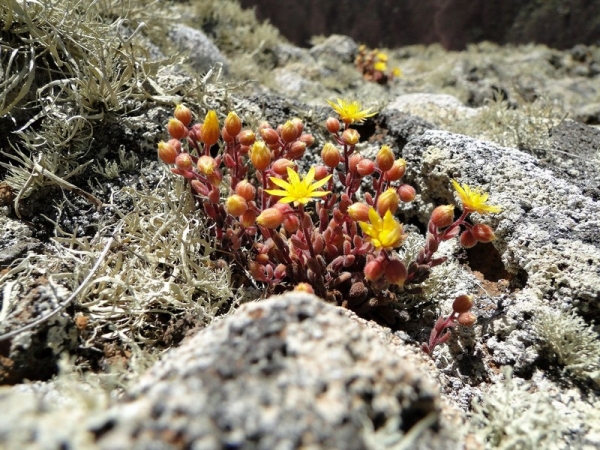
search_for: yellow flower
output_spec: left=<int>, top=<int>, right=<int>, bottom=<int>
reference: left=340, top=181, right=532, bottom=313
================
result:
left=375, top=52, right=388, bottom=62
left=451, top=180, right=501, bottom=215
left=326, top=98, right=377, bottom=125
left=392, top=67, right=402, bottom=77
left=373, top=61, right=387, bottom=72
left=265, top=167, right=332, bottom=206
left=358, top=207, right=406, bottom=250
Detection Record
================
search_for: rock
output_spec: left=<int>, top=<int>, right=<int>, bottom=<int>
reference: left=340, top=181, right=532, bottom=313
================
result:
left=384, top=93, right=476, bottom=129
left=93, top=293, right=459, bottom=449
left=168, top=24, right=229, bottom=74
left=401, top=130, right=600, bottom=315
left=309, top=34, right=358, bottom=65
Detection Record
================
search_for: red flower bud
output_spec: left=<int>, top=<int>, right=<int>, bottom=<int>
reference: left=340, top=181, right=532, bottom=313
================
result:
left=460, top=230, right=477, bottom=248
left=364, top=259, right=385, bottom=282
left=376, top=145, right=394, bottom=172
left=357, top=159, right=376, bottom=176
left=457, top=312, right=477, bottom=327
left=326, top=117, right=340, bottom=134
left=157, top=141, right=178, bottom=164
left=472, top=224, right=496, bottom=243
left=349, top=154, right=362, bottom=173
left=174, top=104, right=192, bottom=126
left=298, top=133, right=315, bottom=147
left=260, top=127, right=280, bottom=145
left=452, top=295, right=473, bottom=313
left=287, top=140, right=306, bottom=159
left=256, top=207, right=284, bottom=229
left=341, top=128, right=360, bottom=146
left=398, top=184, right=416, bottom=203
left=225, top=194, right=248, bottom=217
left=235, top=180, right=256, bottom=201
left=347, top=202, right=370, bottom=222
left=384, top=259, right=407, bottom=286
left=175, top=153, right=193, bottom=171
left=430, top=205, right=455, bottom=229
left=272, top=158, right=296, bottom=176
left=321, top=142, right=341, bottom=168
left=238, top=129, right=256, bottom=146
left=224, top=111, right=242, bottom=137
left=167, top=118, right=187, bottom=140
left=384, top=159, right=406, bottom=181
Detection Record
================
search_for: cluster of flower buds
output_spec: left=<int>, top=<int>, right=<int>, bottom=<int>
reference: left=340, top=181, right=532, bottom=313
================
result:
left=355, top=45, right=402, bottom=85
left=422, top=294, right=477, bottom=355
left=157, top=99, right=501, bottom=355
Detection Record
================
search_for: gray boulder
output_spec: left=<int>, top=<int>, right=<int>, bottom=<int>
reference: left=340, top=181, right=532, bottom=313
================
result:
left=93, top=293, right=459, bottom=449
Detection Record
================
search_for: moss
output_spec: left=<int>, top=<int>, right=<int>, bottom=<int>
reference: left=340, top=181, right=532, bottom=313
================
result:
left=535, top=307, right=600, bottom=386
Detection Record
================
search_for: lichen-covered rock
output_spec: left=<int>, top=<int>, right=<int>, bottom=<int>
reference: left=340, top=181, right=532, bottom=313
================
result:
left=168, top=24, right=229, bottom=74
left=309, top=34, right=359, bottom=65
left=93, top=293, right=459, bottom=449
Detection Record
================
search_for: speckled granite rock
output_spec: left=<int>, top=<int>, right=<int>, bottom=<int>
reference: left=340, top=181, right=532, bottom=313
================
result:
left=92, top=293, right=459, bottom=449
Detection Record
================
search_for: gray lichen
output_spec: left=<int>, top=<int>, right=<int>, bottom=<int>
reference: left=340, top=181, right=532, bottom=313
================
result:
left=535, top=307, right=600, bottom=386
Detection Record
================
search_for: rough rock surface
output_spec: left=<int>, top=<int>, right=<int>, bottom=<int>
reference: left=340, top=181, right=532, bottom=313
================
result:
left=93, top=293, right=457, bottom=449
left=168, top=24, right=229, bottom=74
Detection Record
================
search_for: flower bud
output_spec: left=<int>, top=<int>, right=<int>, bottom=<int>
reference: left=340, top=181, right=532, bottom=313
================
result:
left=167, top=118, right=187, bottom=139
left=430, top=205, right=455, bottom=229
left=240, top=209, right=257, bottom=227
left=326, top=117, right=340, bottom=134
left=294, top=282, right=314, bottom=294
left=157, top=140, right=178, bottom=164
left=221, top=127, right=234, bottom=143
left=250, top=141, right=271, bottom=171
left=174, top=104, right=192, bottom=126
left=283, top=214, right=300, bottom=233
left=472, top=224, right=496, bottom=243
left=287, top=140, right=307, bottom=160
left=357, top=159, right=376, bottom=176
left=235, top=180, right=256, bottom=201
left=457, top=312, right=477, bottom=327
left=256, top=207, right=284, bottom=229
left=191, top=180, right=210, bottom=196
left=197, top=155, right=217, bottom=175
left=398, top=184, right=416, bottom=203
left=188, top=123, right=201, bottom=142
left=313, top=165, right=330, bottom=181
left=364, top=259, right=385, bottom=282
left=341, top=128, right=360, bottom=146
left=291, top=117, right=304, bottom=135
left=452, top=294, right=473, bottom=314
left=384, top=159, right=407, bottom=181
left=347, top=202, right=370, bottom=222
left=376, top=188, right=399, bottom=216
left=206, top=169, right=223, bottom=187
left=238, top=129, right=256, bottom=146
left=376, top=145, right=394, bottom=172
left=299, top=133, right=315, bottom=147
left=459, top=230, right=477, bottom=248
left=224, top=111, right=242, bottom=137
left=200, top=110, right=220, bottom=147
left=274, top=263, right=287, bottom=279
left=272, top=158, right=296, bottom=176
left=175, top=152, right=193, bottom=171
left=384, top=259, right=407, bottom=286
left=349, top=153, right=362, bottom=172
left=225, top=194, right=248, bottom=216
left=260, top=127, right=280, bottom=145
left=321, top=142, right=341, bottom=168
